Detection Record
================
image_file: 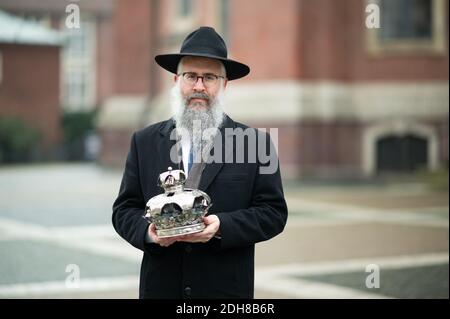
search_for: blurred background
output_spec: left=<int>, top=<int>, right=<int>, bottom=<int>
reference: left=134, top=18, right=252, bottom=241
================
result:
left=0, top=0, right=448, bottom=299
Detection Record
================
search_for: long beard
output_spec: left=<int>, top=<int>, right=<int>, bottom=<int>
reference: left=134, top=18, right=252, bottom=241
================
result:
left=170, top=80, right=225, bottom=162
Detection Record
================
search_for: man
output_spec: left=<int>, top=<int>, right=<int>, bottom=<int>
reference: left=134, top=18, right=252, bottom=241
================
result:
left=112, top=26, right=288, bottom=299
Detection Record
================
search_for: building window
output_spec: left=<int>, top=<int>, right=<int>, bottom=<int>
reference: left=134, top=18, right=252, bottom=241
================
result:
left=172, top=0, right=195, bottom=35
left=178, top=0, right=193, bottom=17
left=0, top=51, right=2, bottom=85
left=219, top=0, right=229, bottom=43
left=366, top=0, right=446, bottom=55
left=379, top=0, right=432, bottom=40
left=61, top=19, right=96, bottom=111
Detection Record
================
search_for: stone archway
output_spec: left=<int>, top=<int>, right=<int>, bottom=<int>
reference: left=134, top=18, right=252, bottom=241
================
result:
left=362, top=121, right=438, bottom=176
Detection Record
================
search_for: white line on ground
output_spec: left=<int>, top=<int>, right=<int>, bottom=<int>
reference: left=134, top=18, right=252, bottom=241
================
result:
left=255, top=252, right=449, bottom=299
left=0, top=217, right=142, bottom=262
left=256, top=276, right=391, bottom=299
left=287, top=198, right=448, bottom=228
left=0, top=276, right=139, bottom=298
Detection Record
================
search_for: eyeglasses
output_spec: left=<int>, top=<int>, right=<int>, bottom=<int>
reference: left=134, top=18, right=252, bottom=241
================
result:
left=178, top=72, right=225, bottom=87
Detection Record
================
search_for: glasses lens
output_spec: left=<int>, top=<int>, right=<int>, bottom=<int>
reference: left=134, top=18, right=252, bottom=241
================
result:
left=204, top=74, right=218, bottom=85
left=183, top=73, right=197, bottom=84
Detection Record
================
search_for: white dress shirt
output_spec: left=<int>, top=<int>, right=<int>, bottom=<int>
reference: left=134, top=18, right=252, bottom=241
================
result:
left=181, top=138, right=191, bottom=177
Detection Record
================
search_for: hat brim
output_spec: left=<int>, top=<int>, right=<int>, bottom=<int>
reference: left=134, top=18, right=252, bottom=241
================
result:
left=155, top=53, right=250, bottom=80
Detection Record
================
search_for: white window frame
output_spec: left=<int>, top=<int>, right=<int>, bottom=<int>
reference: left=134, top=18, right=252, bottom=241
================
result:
left=366, top=0, right=447, bottom=56
left=60, top=18, right=97, bottom=112
left=172, top=0, right=196, bottom=35
left=0, top=51, right=3, bottom=86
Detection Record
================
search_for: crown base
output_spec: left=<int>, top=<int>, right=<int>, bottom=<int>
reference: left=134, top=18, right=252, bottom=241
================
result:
left=156, top=222, right=206, bottom=238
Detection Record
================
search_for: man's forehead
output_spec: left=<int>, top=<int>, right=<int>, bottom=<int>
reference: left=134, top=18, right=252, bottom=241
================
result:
left=180, top=56, right=222, bottom=71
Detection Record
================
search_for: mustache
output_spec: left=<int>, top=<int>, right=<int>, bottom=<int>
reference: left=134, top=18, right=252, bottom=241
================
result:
left=185, top=92, right=210, bottom=103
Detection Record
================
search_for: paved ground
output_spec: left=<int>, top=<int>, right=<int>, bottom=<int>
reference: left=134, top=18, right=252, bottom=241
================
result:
left=0, top=163, right=447, bottom=299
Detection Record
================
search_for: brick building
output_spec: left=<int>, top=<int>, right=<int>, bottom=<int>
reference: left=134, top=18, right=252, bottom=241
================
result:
left=0, top=9, right=62, bottom=158
left=2, top=0, right=447, bottom=178
left=0, top=0, right=115, bottom=111
left=99, top=0, right=448, bottom=178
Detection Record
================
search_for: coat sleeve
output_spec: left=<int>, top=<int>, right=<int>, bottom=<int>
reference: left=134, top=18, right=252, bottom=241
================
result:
left=112, top=132, right=150, bottom=252
left=215, top=132, right=288, bottom=250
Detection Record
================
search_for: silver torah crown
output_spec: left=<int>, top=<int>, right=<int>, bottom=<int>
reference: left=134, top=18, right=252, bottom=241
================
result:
left=144, top=167, right=212, bottom=238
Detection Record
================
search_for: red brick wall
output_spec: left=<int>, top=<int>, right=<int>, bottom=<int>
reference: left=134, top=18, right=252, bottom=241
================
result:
left=98, top=0, right=448, bottom=175
left=299, top=0, right=449, bottom=81
left=349, top=0, right=448, bottom=81
left=0, top=43, right=61, bottom=153
left=243, top=120, right=301, bottom=169
left=229, top=0, right=301, bottom=81
left=98, top=128, right=134, bottom=168
left=299, top=0, right=353, bottom=81
left=96, top=16, right=115, bottom=105
left=227, top=0, right=448, bottom=82
left=298, top=121, right=363, bottom=177
left=113, top=0, right=152, bottom=95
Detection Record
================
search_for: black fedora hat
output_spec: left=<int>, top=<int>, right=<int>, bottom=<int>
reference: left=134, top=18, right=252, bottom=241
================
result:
left=155, top=26, right=250, bottom=80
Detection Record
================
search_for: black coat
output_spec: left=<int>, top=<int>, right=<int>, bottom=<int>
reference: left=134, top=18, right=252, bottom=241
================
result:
left=112, top=115, right=288, bottom=299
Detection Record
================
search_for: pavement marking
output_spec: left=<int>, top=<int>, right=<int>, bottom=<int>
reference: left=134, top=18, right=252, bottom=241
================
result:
left=256, top=276, right=391, bottom=299
left=255, top=252, right=449, bottom=299
left=1, top=253, right=446, bottom=298
left=0, top=276, right=139, bottom=298
left=287, top=198, right=448, bottom=228
left=1, top=165, right=447, bottom=298
left=0, top=217, right=142, bottom=262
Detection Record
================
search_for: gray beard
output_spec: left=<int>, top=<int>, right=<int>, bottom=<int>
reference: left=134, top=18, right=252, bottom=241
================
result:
left=170, top=80, right=225, bottom=162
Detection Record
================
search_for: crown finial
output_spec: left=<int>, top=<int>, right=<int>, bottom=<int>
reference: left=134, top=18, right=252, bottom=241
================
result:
left=158, top=167, right=186, bottom=193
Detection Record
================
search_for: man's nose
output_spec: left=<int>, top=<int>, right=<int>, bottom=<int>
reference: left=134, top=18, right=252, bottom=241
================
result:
left=193, top=77, right=206, bottom=91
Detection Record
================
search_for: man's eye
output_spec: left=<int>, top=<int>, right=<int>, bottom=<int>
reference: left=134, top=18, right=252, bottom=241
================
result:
left=204, top=75, right=216, bottom=81
left=185, top=73, right=196, bottom=80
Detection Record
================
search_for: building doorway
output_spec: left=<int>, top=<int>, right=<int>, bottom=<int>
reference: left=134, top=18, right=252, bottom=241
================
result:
left=376, top=134, right=428, bottom=173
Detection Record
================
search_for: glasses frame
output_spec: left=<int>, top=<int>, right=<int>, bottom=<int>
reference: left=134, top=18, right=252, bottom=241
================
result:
left=178, top=72, right=226, bottom=87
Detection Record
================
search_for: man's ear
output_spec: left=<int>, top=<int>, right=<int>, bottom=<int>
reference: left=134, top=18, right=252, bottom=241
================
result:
left=174, top=75, right=178, bottom=82
left=223, top=79, right=228, bottom=89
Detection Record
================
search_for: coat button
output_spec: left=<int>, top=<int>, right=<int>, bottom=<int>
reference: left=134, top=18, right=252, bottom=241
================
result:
left=184, top=286, right=192, bottom=297
left=185, top=244, right=192, bottom=253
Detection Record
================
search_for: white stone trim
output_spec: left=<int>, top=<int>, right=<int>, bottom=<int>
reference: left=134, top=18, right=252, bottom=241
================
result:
left=146, top=80, right=448, bottom=124
left=351, top=82, right=449, bottom=121
left=98, top=95, right=149, bottom=130
left=362, top=121, right=440, bottom=176
left=223, top=81, right=449, bottom=123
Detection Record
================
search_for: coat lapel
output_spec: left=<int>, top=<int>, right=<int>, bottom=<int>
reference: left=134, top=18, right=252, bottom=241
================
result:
left=157, top=119, right=182, bottom=173
left=199, top=115, right=236, bottom=192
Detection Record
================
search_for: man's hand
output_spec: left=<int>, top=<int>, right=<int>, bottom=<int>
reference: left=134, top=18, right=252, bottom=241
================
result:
left=148, top=223, right=179, bottom=247
left=176, top=214, right=221, bottom=243
left=148, top=215, right=220, bottom=246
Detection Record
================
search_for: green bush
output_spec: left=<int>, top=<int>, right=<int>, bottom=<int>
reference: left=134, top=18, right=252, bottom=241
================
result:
left=0, top=117, right=41, bottom=163
left=62, top=110, right=97, bottom=143
left=418, top=167, right=449, bottom=192
left=61, top=110, right=98, bottom=160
